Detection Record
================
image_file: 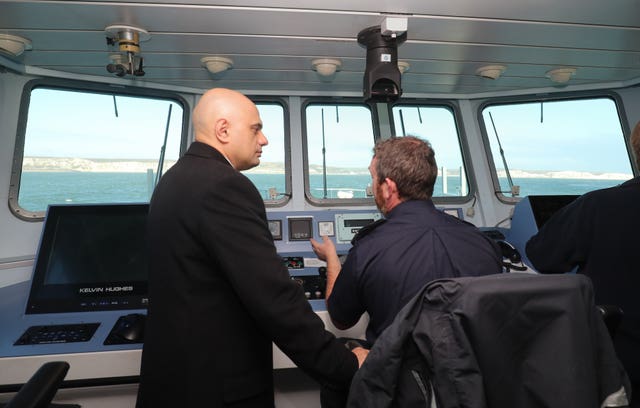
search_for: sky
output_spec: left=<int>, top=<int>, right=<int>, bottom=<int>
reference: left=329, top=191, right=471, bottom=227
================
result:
left=23, top=89, right=634, bottom=176
left=25, top=89, right=184, bottom=161
left=306, top=104, right=375, bottom=169
left=482, top=98, right=632, bottom=174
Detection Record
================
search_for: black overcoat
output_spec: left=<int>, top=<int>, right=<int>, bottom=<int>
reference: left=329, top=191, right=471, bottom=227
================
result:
left=137, top=142, right=357, bottom=407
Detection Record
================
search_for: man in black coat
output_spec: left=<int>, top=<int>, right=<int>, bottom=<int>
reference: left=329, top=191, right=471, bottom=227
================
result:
left=526, top=120, right=640, bottom=407
left=137, top=88, right=367, bottom=407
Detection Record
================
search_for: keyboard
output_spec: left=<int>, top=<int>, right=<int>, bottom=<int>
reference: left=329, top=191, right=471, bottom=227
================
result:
left=14, top=323, right=100, bottom=345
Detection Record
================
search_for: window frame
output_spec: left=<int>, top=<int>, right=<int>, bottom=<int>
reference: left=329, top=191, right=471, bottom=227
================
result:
left=9, top=78, right=190, bottom=221
left=301, top=97, right=380, bottom=206
left=247, top=96, right=292, bottom=207
left=388, top=99, right=475, bottom=205
left=477, top=90, right=633, bottom=203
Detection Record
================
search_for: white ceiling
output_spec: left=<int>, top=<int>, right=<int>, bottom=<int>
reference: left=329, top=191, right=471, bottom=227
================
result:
left=1, top=0, right=639, bottom=95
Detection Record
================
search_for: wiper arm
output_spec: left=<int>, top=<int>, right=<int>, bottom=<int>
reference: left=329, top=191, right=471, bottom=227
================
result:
left=155, top=104, right=173, bottom=186
left=321, top=108, right=328, bottom=199
left=489, top=111, right=519, bottom=196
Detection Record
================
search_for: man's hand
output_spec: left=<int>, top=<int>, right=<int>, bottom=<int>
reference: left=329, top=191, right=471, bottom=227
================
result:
left=310, top=235, right=337, bottom=262
left=351, top=346, right=369, bottom=368
left=310, top=236, right=342, bottom=303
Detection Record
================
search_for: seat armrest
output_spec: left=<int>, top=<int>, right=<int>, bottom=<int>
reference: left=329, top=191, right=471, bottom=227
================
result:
left=5, top=361, right=70, bottom=408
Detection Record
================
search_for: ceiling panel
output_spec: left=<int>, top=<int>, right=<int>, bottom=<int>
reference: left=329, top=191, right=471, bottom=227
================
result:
left=0, top=0, right=639, bottom=96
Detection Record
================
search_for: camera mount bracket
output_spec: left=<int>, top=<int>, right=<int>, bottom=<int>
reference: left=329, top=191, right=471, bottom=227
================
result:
left=105, top=24, right=150, bottom=77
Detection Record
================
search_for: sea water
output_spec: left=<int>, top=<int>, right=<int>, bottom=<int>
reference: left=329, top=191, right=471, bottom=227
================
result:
left=17, top=171, right=630, bottom=212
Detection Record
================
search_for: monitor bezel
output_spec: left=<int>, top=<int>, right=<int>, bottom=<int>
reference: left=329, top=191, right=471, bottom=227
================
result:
left=25, top=203, right=149, bottom=314
left=528, top=195, right=579, bottom=229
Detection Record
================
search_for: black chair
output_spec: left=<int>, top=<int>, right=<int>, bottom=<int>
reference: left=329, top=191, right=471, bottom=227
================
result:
left=3, top=361, right=73, bottom=408
left=347, top=273, right=631, bottom=408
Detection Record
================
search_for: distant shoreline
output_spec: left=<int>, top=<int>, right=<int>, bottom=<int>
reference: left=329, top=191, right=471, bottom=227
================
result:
left=496, top=169, right=631, bottom=180
left=21, top=157, right=369, bottom=175
left=22, top=157, right=174, bottom=173
left=21, top=157, right=632, bottom=180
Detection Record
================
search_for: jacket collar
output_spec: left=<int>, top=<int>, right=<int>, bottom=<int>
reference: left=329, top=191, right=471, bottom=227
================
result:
left=385, top=199, right=435, bottom=220
left=185, top=141, right=233, bottom=167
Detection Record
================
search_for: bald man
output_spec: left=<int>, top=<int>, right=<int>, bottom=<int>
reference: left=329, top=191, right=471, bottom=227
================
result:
left=137, top=89, right=365, bottom=407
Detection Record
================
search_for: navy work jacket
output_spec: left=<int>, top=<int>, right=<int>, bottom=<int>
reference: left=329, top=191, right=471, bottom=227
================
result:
left=328, top=199, right=502, bottom=343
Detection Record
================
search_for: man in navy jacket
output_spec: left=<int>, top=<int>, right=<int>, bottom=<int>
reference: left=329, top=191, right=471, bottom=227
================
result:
left=526, top=120, right=640, bottom=406
left=312, top=136, right=502, bottom=345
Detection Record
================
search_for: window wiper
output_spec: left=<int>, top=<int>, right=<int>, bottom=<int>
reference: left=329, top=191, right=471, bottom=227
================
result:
left=488, top=111, right=519, bottom=197
left=112, top=95, right=119, bottom=117
left=321, top=108, right=328, bottom=199
left=155, top=104, right=173, bottom=186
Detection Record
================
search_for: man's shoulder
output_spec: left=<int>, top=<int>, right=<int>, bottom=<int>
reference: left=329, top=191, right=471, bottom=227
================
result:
left=585, top=179, right=640, bottom=200
left=166, top=154, right=261, bottom=204
left=351, top=219, right=387, bottom=245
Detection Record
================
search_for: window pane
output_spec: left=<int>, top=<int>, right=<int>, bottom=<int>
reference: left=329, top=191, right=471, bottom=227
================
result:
left=481, top=97, right=633, bottom=197
left=305, top=104, right=375, bottom=200
left=392, top=105, right=469, bottom=197
left=242, top=103, right=287, bottom=200
left=18, top=87, right=183, bottom=212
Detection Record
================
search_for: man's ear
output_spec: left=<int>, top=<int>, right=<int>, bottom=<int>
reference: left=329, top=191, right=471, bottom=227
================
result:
left=214, top=118, right=230, bottom=144
left=384, top=177, right=398, bottom=198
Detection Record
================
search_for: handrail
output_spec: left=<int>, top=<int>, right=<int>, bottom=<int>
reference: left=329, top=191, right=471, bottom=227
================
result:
left=0, top=257, right=34, bottom=271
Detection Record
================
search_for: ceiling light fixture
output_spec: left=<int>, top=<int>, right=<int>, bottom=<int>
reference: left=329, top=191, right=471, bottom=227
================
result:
left=201, top=56, right=234, bottom=74
left=475, top=65, right=506, bottom=80
left=546, top=67, right=576, bottom=83
left=312, top=58, right=342, bottom=76
left=397, top=61, right=410, bottom=74
left=0, top=34, right=32, bottom=57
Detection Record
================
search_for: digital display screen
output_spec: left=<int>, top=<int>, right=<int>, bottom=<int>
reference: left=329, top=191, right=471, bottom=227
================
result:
left=26, top=203, right=149, bottom=314
left=288, top=217, right=313, bottom=241
left=268, top=219, right=282, bottom=240
left=335, top=212, right=382, bottom=243
left=43, top=214, right=146, bottom=285
left=529, top=195, right=578, bottom=228
left=344, top=219, right=374, bottom=228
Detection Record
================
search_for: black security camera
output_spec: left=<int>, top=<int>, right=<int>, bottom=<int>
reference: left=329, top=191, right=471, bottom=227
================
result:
left=357, top=26, right=407, bottom=103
